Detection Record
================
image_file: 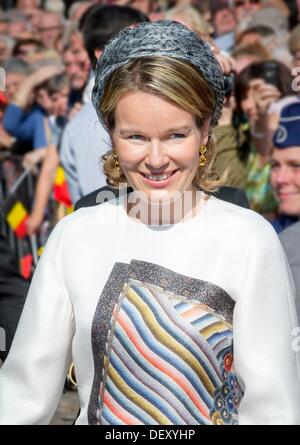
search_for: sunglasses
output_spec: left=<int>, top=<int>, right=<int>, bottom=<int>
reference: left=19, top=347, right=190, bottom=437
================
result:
left=235, top=0, right=260, bottom=7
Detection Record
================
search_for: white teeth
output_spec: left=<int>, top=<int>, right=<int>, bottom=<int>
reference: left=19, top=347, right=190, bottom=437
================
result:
left=145, top=173, right=171, bottom=181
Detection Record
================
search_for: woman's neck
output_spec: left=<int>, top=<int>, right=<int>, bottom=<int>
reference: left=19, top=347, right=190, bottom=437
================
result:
left=125, top=188, right=206, bottom=226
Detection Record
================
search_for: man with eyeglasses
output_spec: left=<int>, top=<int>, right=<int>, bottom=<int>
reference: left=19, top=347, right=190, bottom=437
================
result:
left=234, top=0, right=262, bottom=22
left=16, top=0, right=40, bottom=13
left=37, top=11, right=64, bottom=50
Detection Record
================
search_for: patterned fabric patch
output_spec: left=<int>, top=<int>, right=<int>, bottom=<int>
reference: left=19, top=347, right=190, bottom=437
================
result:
left=99, top=281, right=242, bottom=425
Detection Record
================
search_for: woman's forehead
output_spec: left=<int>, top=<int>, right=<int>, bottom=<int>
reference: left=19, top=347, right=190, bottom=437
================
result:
left=114, top=91, right=196, bottom=127
left=272, top=147, right=300, bottom=162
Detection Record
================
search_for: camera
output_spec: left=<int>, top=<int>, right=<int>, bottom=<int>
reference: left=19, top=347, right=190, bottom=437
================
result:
left=224, top=72, right=236, bottom=98
left=261, top=61, right=278, bottom=87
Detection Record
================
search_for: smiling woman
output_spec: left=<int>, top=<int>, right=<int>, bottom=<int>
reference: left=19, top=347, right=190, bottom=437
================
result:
left=100, top=57, right=221, bottom=199
left=0, top=21, right=300, bottom=426
left=94, top=37, right=225, bottom=225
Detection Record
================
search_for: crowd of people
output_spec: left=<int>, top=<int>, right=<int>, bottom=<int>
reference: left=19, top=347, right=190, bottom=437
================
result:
left=0, top=0, right=300, bottom=425
left=0, top=1, right=300, bottom=230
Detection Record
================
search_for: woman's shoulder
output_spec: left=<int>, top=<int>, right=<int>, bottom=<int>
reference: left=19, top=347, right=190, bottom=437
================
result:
left=46, top=199, right=121, bottom=245
left=208, top=196, right=278, bottom=245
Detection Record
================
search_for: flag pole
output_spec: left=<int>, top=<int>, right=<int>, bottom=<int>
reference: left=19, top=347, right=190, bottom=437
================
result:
left=29, top=234, right=39, bottom=267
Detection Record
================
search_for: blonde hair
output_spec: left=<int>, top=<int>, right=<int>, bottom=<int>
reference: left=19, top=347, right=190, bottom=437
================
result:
left=164, top=5, right=212, bottom=43
left=100, top=56, right=225, bottom=193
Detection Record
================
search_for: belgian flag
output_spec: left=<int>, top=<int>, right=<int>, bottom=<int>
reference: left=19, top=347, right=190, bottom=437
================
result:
left=53, top=166, right=72, bottom=208
left=6, top=201, right=29, bottom=239
left=20, top=254, right=33, bottom=279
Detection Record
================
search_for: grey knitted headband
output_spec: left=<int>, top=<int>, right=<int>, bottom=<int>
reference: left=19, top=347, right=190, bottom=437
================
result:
left=92, top=20, right=224, bottom=128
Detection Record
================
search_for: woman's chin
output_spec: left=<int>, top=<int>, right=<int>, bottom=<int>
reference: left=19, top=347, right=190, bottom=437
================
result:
left=136, top=188, right=175, bottom=204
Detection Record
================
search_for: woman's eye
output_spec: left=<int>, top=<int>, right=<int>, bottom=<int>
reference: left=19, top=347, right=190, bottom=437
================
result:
left=128, top=134, right=145, bottom=140
left=170, top=133, right=186, bottom=139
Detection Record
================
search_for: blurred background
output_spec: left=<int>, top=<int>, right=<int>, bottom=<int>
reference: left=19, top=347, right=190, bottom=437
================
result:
left=1, top=0, right=300, bottom=424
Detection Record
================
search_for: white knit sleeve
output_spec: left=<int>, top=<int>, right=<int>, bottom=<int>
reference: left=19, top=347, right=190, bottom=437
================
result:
left=0, top=217, right=75, bottom=425
left=233, top=218, right=300, bottom=424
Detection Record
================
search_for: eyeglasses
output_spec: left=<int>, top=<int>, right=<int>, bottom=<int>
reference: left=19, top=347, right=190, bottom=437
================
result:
left=235, top=0, right=260, bottom=7
left=38, top=25, right=63, bottom=33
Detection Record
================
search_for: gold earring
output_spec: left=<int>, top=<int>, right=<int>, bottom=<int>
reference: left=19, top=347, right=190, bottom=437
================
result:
left=112, top=151, right=120, bottom=172
left=199, top=145, right=207, bottom=167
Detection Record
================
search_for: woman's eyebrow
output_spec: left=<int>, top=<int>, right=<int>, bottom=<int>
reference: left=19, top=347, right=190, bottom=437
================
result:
left=118, top=128, right=144, bottom=135
left=118, top=126, right=192, bottom=136
left=163, top=126, right=191, bottom=133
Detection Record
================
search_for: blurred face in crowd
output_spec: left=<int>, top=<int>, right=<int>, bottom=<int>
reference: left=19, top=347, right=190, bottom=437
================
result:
left=16, top=0, right=39, bottom=12
left=51, top=87, right=70, bottom=117
left=213, top=8, right=236, bottom=36
left=104, top=0, right=152, bottom=15
left=171, top=13, right=192, bottom=29
left=7, top=20, right=29, bottom=38
left=169, top=13, right=213, bottom=42
left=238, top=31, right=261, bottom=46
left=0, top=40, right=12, bottom=65
left=198, top=2, right=211, bottom=23
left=15, top=42, right=41, bottom=62
left=112, top=90, right=208, bottom=204
left=35, top=87, right=54, bottom=115
left=234, top=0, right=262, bottom=22
left=0, top=21, right=8, bottom=34
left=54, top=35, right=64, bottom=55
left=6, top=72, right=27, bottom=101
left=234, top=55, right=262, bottom=74
left=27, top=8, right=44, bottom=33
left=69, top=2, right=93, bottom=22
left=63, top=48, right=89, bottom=91
left=38, top=12, right=63, bottom=49
left=271, top=147, right=300, bottom=216
left=70, top=33, right=90, bottom=70
left=240, top=86, right=258, bottom=123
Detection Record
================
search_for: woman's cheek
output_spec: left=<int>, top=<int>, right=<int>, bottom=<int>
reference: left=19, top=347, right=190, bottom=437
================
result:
left=118, top=143, right=146, bottom=166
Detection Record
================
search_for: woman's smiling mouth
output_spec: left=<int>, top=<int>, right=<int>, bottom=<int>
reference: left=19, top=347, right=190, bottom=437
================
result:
left=139, top=169, right=179, bottom=187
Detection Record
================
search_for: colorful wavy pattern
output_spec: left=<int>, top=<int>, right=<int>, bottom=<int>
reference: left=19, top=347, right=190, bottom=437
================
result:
left=98, top=280, right=242, bottom=425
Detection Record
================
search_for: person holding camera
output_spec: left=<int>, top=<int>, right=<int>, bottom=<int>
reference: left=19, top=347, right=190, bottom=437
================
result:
left=213, top=72, right=249, bottom=189
left=234, top=60, right=296, bottom=215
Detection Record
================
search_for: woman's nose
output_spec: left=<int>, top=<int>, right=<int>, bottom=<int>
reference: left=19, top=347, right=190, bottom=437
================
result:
left=146, top=140, right=168, bottom=169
